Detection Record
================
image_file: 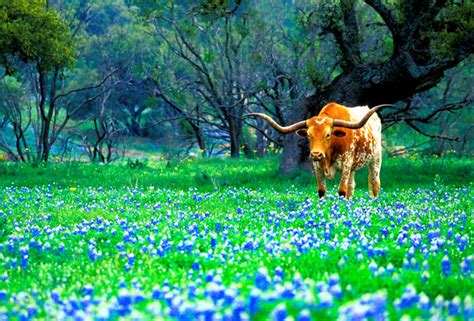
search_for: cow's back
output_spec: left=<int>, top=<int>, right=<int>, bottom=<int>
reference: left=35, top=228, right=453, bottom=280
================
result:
left=347, top=106, right=382, bottom=169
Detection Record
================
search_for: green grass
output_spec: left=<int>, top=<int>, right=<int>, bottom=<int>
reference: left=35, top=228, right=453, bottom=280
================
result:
left=0, top=156, right=472, bottom=192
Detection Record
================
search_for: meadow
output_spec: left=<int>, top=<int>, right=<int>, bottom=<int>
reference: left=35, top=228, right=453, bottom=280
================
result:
left=0, top=157, right=472, bottom=320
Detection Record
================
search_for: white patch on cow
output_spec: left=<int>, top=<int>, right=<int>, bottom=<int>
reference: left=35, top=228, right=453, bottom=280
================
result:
left=315, top=117, right=328, bottom=125
left=345, top=106, right=382, bottom=171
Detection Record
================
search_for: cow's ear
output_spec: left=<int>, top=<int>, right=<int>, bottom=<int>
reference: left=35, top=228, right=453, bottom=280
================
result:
left=296, top=129, right=308, bottom=137
left=333, top=129, right=346, bottom=137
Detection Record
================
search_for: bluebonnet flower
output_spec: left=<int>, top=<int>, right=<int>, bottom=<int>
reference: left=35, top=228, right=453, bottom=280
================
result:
left=88, top=244, right=97, bottom=262
left=279, top=282, right=295, bottom=299
left=386, top=263, right=394, bottom=274
left=152, top=286, right=162, bottom=300
left=232, top=299, right=246, bottom=320
left=328, top=273, right=340, bottom=286
left=82, top=285, right=93, bottom=296
left=369, top=260, right=378, bottom=273
left=330, top=284, right=343, bottom=300
left=50, top=290, right=62, bottom=304
left=249, top=289, right=261, bottom=315
left=255, top=267, right=271, bottom=291
left=460, top=256, right=472, bottom=275
left=464, top=296, right=473, bottom=320
left=421, top=271, right=430, bottom=282
left=418, top=292, right=430, bottom=311
left=297, top=309, right=311, bottom=321
left=339, top=291, right=387, bottom=320
left=192, top=260, right=200, bottom=271
left=459, top=236, right=468, bottom=251
left=448, top=296, right=461, bottom=316
left=292, top=272, right=304, bottom=289
left=271, top=303, right=287, bottom=321
left=206, top=281, right=225, bottom=302
left=224, top=287, right=237, bottom=305
left=318, top=291, right=334, bottom=309
left=397, top=284, right=418, bottom=309
left=274, top=267, right=284, bottom=280
left=441, top=255, right=451, bottom=277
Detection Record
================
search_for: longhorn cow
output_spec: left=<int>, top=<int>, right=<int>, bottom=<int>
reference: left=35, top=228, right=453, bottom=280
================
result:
left=247, top=102, right=393, bottom=198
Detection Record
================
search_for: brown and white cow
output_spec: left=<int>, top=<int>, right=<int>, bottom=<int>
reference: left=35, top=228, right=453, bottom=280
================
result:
left=246, top=102, right=393, bottom=199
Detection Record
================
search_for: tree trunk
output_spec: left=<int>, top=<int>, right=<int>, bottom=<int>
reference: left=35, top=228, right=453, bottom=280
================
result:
left=280, top=97, right=317, bottom=173
left=228, top=116, right=241, bottom=158
left=130, top=112, right=142, bottom=136
left=195, top=127, right=206, bottom=155
left=229, top=131, right=240, bottom=158
left=255, top=129, right=266, bottom=157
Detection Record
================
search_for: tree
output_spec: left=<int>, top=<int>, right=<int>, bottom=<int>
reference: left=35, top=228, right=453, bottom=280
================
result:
left=0, top=0, right=77, bottom=162
left=64, top=0, right=158, bottom=160
left=278, top=0, right=473, bottom=172
left=148, top=3, right=265, bottom=157
left=0, top=76, right=32, bottom=161
left=0, top=0, right=112, bottom=163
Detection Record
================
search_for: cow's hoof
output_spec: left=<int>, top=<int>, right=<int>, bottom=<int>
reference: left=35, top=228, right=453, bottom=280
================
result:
left=318, top=190, right=326, bottom=198
left=338, top=191, right=346, bottom=198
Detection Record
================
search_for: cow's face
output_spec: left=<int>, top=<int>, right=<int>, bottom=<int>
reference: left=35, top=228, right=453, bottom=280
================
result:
left=296, top=116, right=347, bottom=162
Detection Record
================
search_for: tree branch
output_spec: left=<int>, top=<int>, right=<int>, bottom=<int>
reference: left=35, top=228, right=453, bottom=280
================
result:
left=52, top=67, right=120, bottom=103
left=405, top=120, right=459, bottom=141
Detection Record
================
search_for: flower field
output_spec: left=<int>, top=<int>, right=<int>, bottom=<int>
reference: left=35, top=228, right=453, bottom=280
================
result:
left=0, top=160, right=472, bottom=320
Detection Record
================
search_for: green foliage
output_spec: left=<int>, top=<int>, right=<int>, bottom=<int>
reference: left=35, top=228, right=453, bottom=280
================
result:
left=126, top=157, right=147, bottom=169
left=430, top=3, right=474, bottom=60
left=0, top=0, right=75, bottom=74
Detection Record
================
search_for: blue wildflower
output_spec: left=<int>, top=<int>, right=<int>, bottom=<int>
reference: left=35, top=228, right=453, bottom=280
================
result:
left=441, top=255, right=451, bottom=277
left=460, top=256, right=472, bottom=275
left=249, top=289, right=261, bottom=315
left=255, top=268, right=271, bottom=291
left=83, top=285, right=93, bottom=296
left=328, top=273, right=340, bottom=286
left=117, top=288, right=132, bottom=307
left=207, top=282, right=225, bottom=302
left=280, top=282, right=295, bottom=299
left=318, top=291, right=334, bottom=309
left=271, top=303, right=287, bottom=321
left=297, top=309, right=311, bottom=321
left=0, top=290, right=7, bottom=301
left=448, top=296, right=461, bottom=316
left=397, top=284, right=418, bottom=309
left=418, top=292, right=430, bottom=311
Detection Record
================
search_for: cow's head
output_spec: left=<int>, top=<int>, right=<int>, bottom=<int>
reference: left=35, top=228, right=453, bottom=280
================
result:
left=246, top=104, right=391, bottom=162
left=294, top=116, right=348, bottom=161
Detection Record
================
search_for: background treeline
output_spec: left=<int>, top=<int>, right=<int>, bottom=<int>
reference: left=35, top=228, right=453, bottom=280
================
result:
left=0, top=0, right=472, bottom=169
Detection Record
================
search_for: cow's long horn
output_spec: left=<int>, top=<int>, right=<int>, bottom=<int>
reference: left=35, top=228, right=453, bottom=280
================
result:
left=245, top=113, right=306, bottom=133
left=332, top=104, right=394, bottom=129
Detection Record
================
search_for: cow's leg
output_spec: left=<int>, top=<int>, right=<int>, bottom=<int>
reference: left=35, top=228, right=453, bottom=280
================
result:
left=313, top=162, right=326, bottom=198
left=347, top=171, right=356, bottom=198
left=368, top=157, right=382, bottom=198
left=338, top=165, right=352, bottom=198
